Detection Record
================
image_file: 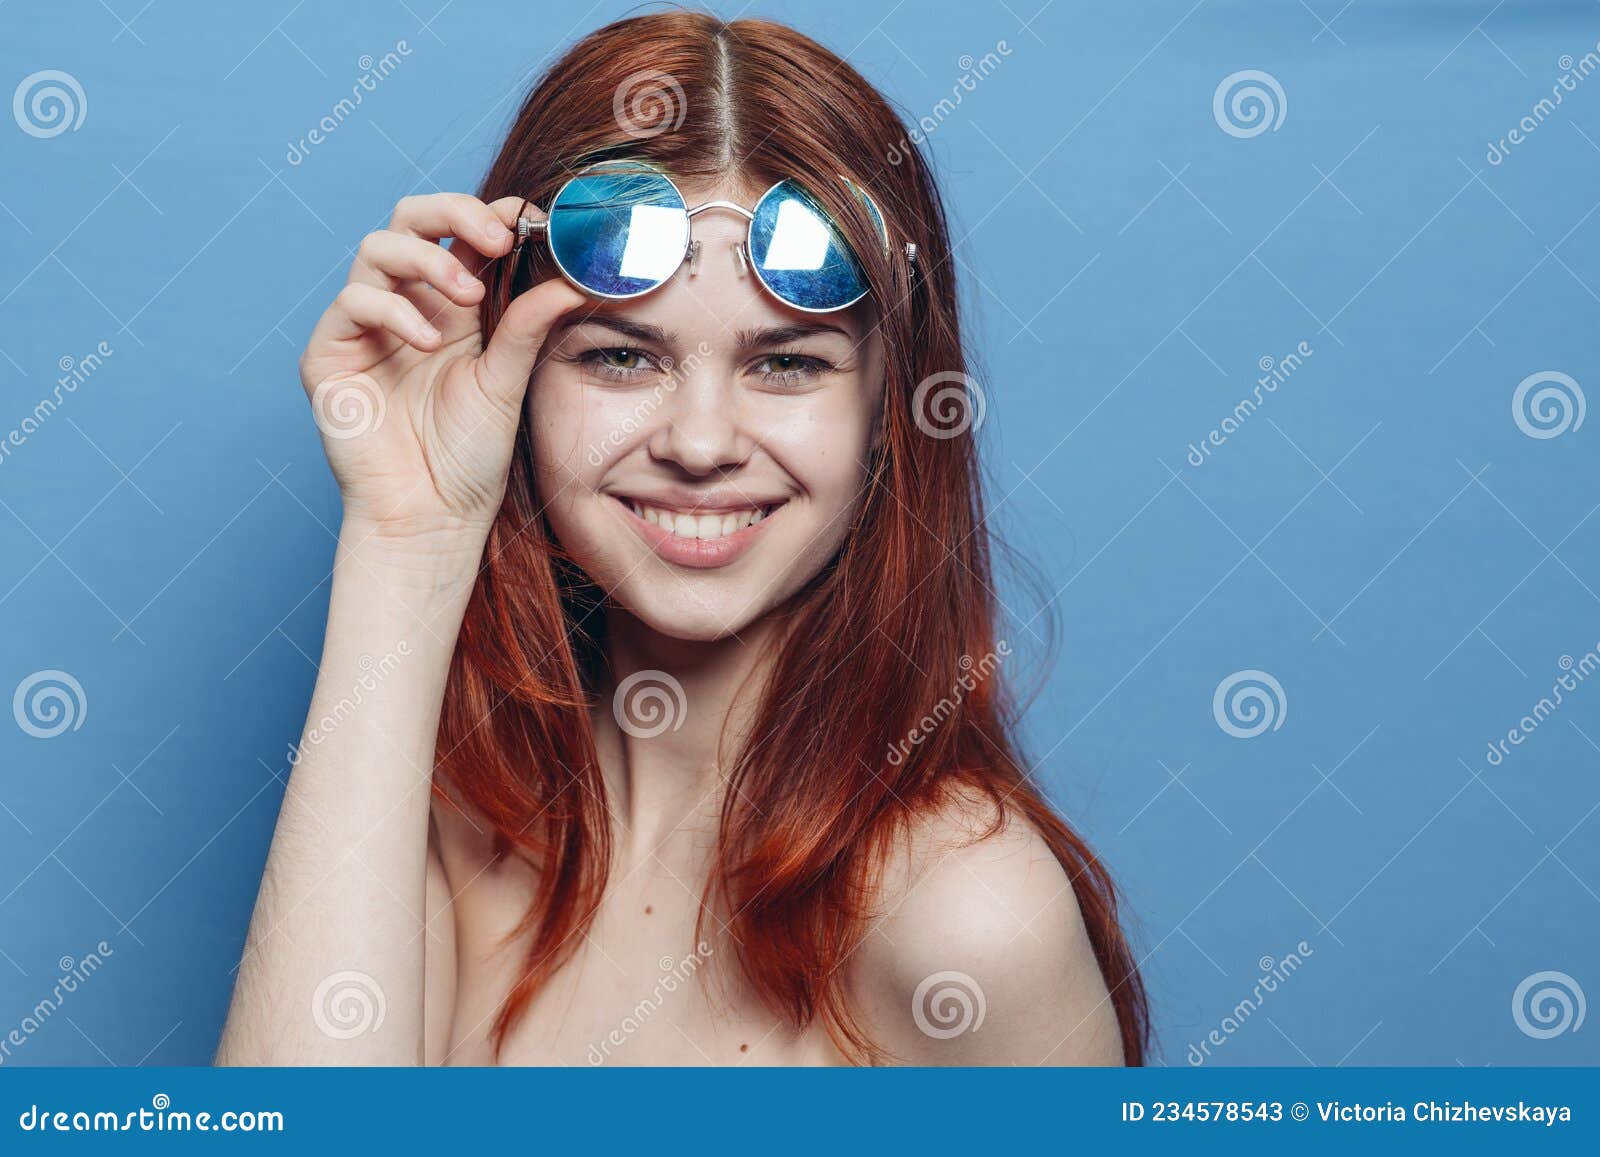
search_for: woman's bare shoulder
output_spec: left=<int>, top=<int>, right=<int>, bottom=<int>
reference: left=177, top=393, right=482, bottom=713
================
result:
left=845, top=785, right=1125, bottom=1065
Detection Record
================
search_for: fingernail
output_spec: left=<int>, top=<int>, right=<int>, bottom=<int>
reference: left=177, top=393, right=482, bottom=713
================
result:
left=455, top=270, right=480, bottom=290
left=485, top=221, right=511, bottom=243
left=418, top=323, right=442, bottom=343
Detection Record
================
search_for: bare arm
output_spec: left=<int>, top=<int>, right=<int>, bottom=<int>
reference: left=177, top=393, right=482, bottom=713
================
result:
left=215, top=192, right=580, bottom=1065
left=214, top=534, right=477, bottom=1065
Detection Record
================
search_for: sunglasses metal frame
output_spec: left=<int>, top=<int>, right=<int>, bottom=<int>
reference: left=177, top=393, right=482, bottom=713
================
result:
left=512, top=164, right=916, bottom=313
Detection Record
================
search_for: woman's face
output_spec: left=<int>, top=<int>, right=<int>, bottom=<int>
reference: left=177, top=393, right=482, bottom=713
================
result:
left=527, top=177, right=886, bottom=643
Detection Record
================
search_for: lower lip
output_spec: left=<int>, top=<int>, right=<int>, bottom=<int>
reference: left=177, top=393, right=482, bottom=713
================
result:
left=614, top=497, right=778, bottom=569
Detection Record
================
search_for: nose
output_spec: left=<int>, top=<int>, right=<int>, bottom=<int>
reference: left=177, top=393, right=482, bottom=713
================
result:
left=648, top=364, right=752, bottom=475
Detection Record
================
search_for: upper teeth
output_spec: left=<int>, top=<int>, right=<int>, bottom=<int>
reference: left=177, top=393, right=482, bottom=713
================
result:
left=630, top=502, right=769, bottom=540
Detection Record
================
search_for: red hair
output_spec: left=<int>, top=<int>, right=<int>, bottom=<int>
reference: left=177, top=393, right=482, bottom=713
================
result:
left=435, top=10, right=1149, bottom=1064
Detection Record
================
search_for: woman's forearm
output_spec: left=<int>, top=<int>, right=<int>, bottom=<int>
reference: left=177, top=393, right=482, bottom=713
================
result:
left=215, top=523, right=481, bottom=1065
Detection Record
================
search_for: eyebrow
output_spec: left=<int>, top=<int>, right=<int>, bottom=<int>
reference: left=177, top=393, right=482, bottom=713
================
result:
left=558, top=315, right=852, bottom=350
left=556, top=315, right=671, bottom=346
left=731, top=322, right=851, bottom=348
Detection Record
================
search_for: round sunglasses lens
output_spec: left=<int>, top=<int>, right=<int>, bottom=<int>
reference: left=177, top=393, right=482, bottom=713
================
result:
left=547, top=165, right=689, bottom=297
left=747, top=181, right=870, bottom=312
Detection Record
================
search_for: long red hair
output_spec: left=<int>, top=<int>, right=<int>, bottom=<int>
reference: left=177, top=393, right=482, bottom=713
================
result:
left=435, top=10, right=1149, bottom=1064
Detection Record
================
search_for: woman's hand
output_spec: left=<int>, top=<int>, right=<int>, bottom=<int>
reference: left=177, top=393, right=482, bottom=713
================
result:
left=298, top=193, right=584, bottom=547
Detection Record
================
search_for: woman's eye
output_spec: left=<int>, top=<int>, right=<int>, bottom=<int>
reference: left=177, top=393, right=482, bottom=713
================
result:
left=755, top=353, right=830, bottom=385
left=579, top=347, right=654, bottom=379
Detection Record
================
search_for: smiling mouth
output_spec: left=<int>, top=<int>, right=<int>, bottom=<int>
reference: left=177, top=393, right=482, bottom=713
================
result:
left=623, top=499, right=783, bottom=542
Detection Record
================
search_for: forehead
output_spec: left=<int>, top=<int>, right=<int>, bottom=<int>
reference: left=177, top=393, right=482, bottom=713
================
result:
left=676, top=173, right=770, bottom=209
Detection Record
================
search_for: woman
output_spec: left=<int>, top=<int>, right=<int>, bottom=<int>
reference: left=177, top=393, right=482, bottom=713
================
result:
left=216, top=11, right=1148, bottom=1066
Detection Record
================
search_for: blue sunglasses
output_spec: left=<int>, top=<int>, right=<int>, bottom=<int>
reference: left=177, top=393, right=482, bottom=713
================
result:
left=513, top=161, right=915, bottom=313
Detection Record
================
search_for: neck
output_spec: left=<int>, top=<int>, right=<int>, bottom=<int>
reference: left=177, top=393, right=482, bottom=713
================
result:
left=595, top=611, right=782, bottom=858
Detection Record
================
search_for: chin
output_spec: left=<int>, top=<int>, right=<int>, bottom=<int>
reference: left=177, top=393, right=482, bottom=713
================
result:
left=610, top=588, right=763, bottom=643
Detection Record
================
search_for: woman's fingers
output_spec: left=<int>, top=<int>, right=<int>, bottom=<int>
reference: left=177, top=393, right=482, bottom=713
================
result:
left=349, top=230, right=483, bottom=305
left=389, top=193, right=513, bottom=256
left=381, top=193, right=533, bottom=281
left=307, top=191, right=573, bottom=399
left=485, top=195, right=537, bottom=231
left=474, top=277, right=586, bottom=410
left=312, top=282, right=443, bottom=353
left=447, top=196, right=543, bottom=277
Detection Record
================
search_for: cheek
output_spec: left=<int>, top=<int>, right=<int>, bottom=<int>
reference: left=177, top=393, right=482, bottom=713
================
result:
left=528, top=377, right=655, bottom=498
left=755, top=387, right=878, bottom=508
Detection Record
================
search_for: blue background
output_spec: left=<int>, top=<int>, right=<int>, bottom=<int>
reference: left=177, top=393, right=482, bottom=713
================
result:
left=1, top=0, right=1596, bottom=1067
